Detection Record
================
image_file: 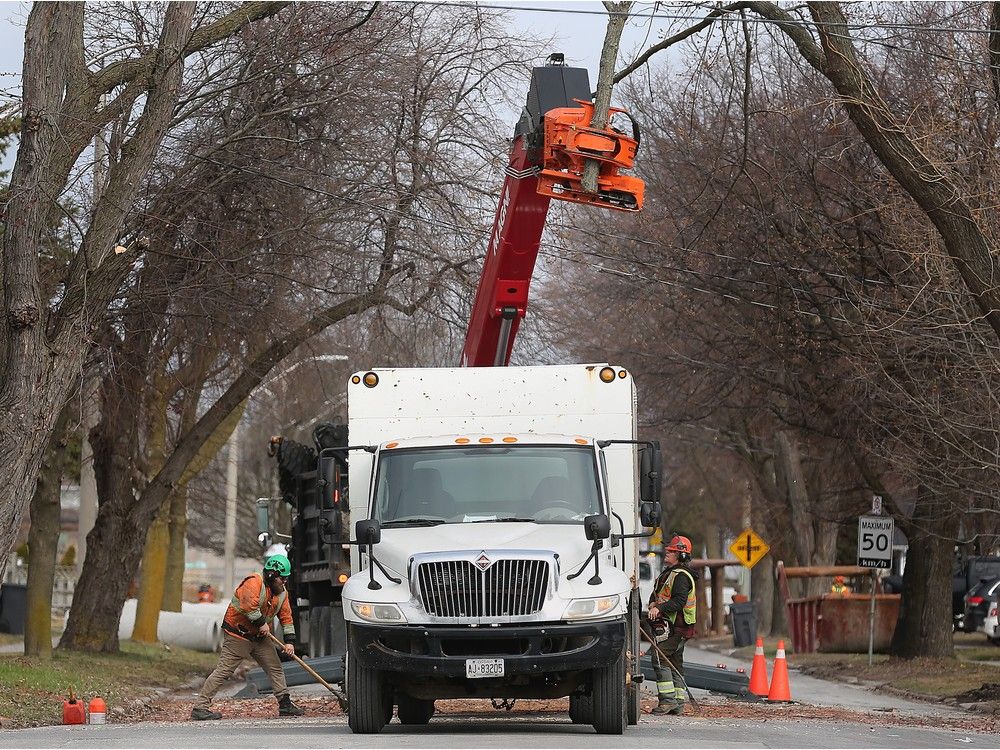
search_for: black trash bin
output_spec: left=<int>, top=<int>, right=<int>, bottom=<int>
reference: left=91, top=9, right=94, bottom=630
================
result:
left=0, top=583, right=28, bottom=635
left=729, top=600, right=757, bottom=648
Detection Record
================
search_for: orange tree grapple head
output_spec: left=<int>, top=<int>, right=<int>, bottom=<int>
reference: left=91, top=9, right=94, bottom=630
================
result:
left=536, top=99, right=644, bottom=212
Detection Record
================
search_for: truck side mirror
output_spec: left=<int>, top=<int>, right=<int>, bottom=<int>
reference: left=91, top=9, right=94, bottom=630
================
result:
left=584, top=514, right=611, bottom=541
left=640, top=501, right=661, bottom=528
left=256, top=531, right=271, bottom=548
left=639, top=442, right=662, bottom=503
left=256, top=498, right=270, bottom=535
left=355, top=519, right=382, bottom=546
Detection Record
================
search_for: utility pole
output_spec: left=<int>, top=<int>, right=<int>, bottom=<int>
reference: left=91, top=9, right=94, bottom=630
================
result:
left=223, top=420, right=240, bottom=595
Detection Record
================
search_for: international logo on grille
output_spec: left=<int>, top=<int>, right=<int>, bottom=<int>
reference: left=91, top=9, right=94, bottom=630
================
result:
left=474, top=552, right=492, bottom=570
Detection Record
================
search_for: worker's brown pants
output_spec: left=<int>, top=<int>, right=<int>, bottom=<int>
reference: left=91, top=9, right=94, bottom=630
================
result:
left=194, top=632, right=287, bottom=709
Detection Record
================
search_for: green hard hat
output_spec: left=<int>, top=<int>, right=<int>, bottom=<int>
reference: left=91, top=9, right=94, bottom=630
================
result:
left=264, top=554, right=291, bottom=577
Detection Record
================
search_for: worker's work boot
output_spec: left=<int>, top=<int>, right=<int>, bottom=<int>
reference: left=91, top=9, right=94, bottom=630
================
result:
left=278, top=695, right=305, bottom=717
left=667, top=701, right=685, bottom=716
left=650, top=697, right=678, bottom=715
left=190, top=707, right=222, bottom=721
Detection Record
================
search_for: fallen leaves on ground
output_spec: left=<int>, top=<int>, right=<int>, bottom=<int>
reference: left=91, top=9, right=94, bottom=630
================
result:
left=125, top=693, right=999, bottom=735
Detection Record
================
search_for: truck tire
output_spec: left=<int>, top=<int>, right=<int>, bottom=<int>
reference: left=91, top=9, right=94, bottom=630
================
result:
left=347, top=636, right=390, bottom=733
left=568, top=694, right=592, bottom=724
left=627, top=600, right=641, bottom=726
left=396, top=696, right=435, bottom=725
left=590, top=648, right=626, bottom=735
left=627, top=681, right=640, bottom=726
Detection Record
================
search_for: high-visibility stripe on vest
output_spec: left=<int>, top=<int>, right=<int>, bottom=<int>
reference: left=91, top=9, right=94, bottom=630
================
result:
left=230, top=573, right=287, bottom=623
left=656, top=567, right=697, bottom=625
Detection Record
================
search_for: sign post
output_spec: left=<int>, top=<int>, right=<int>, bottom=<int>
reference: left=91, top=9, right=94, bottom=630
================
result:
left=858, top=497, right=893, bottom=666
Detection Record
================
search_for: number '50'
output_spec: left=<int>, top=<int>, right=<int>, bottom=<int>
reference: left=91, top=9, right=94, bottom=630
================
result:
left=861, top=532, right=889, bottom=552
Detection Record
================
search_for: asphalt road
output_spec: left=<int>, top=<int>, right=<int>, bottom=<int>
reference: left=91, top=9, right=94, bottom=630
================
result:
left=8, top=713, right=996, bottom=749
left=6, top=644, right=992, bottom=748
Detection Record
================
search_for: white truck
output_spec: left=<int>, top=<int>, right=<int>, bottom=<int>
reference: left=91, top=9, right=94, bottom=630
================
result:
left=337, top=363, right=661, bottom=734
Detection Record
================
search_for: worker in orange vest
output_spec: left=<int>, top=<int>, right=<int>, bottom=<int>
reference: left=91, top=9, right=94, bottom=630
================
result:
left=191, top=555, right=304, bottom=720
left=831, top=575, right=852, bottom=595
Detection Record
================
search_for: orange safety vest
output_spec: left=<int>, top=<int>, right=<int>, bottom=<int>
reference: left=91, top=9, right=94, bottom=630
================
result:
left=223, top=573, right=295, bottom=640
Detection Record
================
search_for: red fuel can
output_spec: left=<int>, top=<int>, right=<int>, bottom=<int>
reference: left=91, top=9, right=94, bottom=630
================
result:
left=63, top=689, right=86, bottom=725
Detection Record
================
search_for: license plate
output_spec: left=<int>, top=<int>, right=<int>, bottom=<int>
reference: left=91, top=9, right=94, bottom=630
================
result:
left=466, top=658, right=504, bottom=679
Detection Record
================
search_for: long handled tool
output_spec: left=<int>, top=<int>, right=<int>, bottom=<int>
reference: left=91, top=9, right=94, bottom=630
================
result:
left=639, top=623, right=701, bottom=712
left=267, top=632, right=348, bottom=711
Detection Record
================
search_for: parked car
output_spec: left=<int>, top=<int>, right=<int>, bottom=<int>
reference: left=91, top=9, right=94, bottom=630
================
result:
left=953, top=556, right=1000, bottom=631
left=963, top=576, right=1000, bottom=637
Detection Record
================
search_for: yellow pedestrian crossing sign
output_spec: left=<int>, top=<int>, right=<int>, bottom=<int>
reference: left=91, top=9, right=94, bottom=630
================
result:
left=730, top=528, right=770, bottom=569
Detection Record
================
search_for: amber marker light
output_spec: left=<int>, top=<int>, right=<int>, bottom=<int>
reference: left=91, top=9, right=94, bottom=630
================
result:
left=502, top=437, right=518, bottom=443
left=351, top=375, right=361, bottom=384
left=363, top=372, right=379, bottom=387
left=618, top=369, right=628, bottom=379
left=478, top=437, right=494, bottom=443
left=599, top=367, right=616, bottom=383
left=385, top=442, right=399, bottom=449
left=338, top=573, right=349, bottom=584
left=575, top=438, right=588, bottom=444
left=455, top=437, right=470, bottom=444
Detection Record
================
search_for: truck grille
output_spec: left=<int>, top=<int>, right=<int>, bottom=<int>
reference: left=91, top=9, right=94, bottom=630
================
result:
left=416, top=559, right=549, bottom=618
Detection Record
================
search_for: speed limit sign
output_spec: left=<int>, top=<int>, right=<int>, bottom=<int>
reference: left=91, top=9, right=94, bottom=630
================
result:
left=858, top=515, right=894, bottom=569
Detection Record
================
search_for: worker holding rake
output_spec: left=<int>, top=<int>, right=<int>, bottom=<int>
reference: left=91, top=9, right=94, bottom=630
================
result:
left=646, top=535, right=699, bottom=715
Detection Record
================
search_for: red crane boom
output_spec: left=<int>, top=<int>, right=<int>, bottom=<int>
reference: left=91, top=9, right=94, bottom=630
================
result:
left=461, top=56, right=643, bottom=367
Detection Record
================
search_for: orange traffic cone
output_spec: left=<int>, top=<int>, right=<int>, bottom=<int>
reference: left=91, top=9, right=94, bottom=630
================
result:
left=767, top=639, right=792, bottom=702
left=749, top=638, right=769, bottom=697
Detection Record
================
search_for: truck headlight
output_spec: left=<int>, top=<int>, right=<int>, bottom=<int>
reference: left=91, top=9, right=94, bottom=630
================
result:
left=563, top=595, right=620, bottom=619
left=351, top=602, right=405, bottom=623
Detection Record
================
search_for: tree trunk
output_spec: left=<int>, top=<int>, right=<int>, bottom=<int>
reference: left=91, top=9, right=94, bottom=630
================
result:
left=23, top=444, right=66, bottom=657
left=161, top=488, right=188, bottom=612
left=890, top=489, right=958, bottom=658
left=132, top=500, right=171, bottom=642
left=582, top=1, right=632, bottom=193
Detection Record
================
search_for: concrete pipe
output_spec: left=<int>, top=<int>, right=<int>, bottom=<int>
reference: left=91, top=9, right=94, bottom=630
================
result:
left=117, top=599, right=223, bottom=652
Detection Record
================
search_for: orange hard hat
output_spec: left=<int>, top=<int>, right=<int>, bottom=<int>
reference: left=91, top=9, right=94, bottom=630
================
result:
left=665, top=535, right=692, bottom=554
left=834, top=575, right=845, bottom=584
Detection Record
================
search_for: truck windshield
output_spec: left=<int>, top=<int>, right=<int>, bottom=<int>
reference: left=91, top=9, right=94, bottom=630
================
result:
left=373, top=445, right=601, bottom=526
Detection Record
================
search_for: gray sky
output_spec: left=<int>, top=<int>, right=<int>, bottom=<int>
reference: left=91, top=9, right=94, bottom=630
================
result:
left=0, top=1, right=673, bottom=172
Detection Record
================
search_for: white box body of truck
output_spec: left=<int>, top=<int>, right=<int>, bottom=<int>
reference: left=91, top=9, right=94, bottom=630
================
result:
left=341, top=364, right=650, bottom=733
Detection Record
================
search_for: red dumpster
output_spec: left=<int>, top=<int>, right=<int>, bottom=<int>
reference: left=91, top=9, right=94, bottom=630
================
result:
left=786, top=594, right=900, bottom=654
left=777, top=560, right=901, bottom=654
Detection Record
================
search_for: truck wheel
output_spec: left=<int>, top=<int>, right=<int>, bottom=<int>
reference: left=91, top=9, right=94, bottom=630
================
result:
left=627, top=599, right=641, bottom=726
left=568, top=694, right=592, bottom=724
left=627, top=681, right=640, bottom=726
left=590, top=648, right=626, bottom=735
left=397, top=696, right=435, bottom=725
left=347, top=638, right=390, bottom=733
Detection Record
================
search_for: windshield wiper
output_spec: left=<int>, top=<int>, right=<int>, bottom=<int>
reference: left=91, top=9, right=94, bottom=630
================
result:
left=466, top=517, right=537, bottom=523
left=381, top=518, right=446, bottom=527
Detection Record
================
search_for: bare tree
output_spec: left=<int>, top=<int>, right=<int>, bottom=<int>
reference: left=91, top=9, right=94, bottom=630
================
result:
left=0, top=1, right=287, bottom=582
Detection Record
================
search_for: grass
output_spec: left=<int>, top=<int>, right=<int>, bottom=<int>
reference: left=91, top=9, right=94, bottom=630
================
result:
left=0, top=640, right=217, bottom=728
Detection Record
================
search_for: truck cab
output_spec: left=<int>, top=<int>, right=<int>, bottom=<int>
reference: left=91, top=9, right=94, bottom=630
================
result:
left=339, top=364, right=659, bottom=734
